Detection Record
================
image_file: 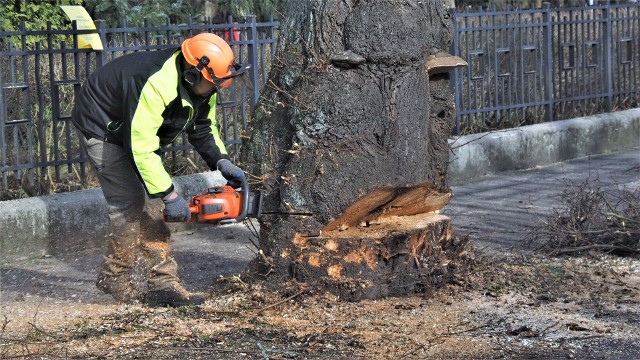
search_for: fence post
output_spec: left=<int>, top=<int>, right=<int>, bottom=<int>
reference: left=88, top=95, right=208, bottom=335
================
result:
left=0, top=68, right=6, bottom=189
left=0, top=66, right=9, bottom=189
left=246, top=15, right=260, bottom=110
left=0, top=66, right=5, bottom=126
left=603, top=5, right=613, bottom=113
left=451, top=12, right=462, bottom=136
left=95, top=20, right=107, bottom=68
left=542, top=2, right=554, bottom=122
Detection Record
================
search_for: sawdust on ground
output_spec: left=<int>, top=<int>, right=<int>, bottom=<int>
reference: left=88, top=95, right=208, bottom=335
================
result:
left=1, top=249, right=639, bottom=359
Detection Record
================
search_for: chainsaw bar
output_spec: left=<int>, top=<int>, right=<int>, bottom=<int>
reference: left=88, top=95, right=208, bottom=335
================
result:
left=245, top=191, right=263, bottom=218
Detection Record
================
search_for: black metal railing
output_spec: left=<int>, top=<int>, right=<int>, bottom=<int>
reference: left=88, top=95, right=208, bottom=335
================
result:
left=4, top=3, right=640, bottom=196
left=0, top=16, right=278, bottom=196
left=452, top=1, right=640, bottom=134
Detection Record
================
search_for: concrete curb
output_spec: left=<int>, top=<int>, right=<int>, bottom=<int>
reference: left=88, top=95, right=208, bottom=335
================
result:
left=1, top=109, right=639, bottom=258
left=0, top=172, right=226, bottom=258
left=448, top=108, right=640, bottom=184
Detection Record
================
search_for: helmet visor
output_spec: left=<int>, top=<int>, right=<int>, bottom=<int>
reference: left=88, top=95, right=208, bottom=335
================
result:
left=212, top=63, right=251, bottom=89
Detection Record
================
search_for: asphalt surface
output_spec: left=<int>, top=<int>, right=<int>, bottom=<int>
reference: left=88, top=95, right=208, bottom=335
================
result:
left=444, top=150, right=640, bottom=252
left=0, top=150, right=638, bottom=308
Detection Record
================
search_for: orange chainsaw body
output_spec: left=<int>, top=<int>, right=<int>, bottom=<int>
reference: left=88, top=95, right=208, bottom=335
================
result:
left=189, top=185, right=243, bottom=222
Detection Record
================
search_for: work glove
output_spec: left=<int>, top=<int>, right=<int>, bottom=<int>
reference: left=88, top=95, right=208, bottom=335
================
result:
left=163, top=191, right=192, bottom=222
left=217, top=159, right=246, bottom=189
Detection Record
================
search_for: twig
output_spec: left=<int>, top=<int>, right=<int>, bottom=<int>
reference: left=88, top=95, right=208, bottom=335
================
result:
left=606, top=212, right=639, bottom=224
left=165, top=346, right=304, bottom=356
left=202, top=309, right=242, bottom=317
left=551, top=244, right=639, bottom=256
left=256, top=342, right=269, bottom=359
left=608, top=269, right=640, bottom=291
left=398, top=339, right=446, bottom=359
left=540, top=321, right=560, bottom=336
left=252, top=289, right=306, bottom=315
left=28, top=322, right=66, bottom=341
left=558, top=334, right=605, bottom=345
left=0, top=352, right=49, bottom=360
left=32, top=298, right=44, bottom=325
left=166, top=346, right=258, bottom=353
left=398, top=321, right=502, bottom=359
left=244, top=244, right=259, bottom=256
left=0, top=315, right=9, bottom=337
left=449, top=129, right=514, bottom=150
left=257, top=341, right=300, bottom=359
left=243, top=219, right=260, bottom=250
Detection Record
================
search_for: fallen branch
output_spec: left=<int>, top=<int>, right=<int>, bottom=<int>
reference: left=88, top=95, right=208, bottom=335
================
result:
left=202, top=309, right=242, bottom=317
left=526, top=177, right=639, bottom=257
left=28, top=322, right=67, bottom=342
left=398, top=321, right=499, bottom=359
left=203, top=289, right=306, bottom=318
left=551, top=244, right=640, bottom=256
left=252, top=289, right=306, bottom=315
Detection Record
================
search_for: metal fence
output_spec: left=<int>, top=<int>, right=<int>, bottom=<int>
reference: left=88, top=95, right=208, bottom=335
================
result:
left=4, top=3, right=640, bottom=196
left=452, top=2, right=640, bottom=134
left=0, top=16, right=278, bottom=196
left=457, top=0, right=639, bottom=10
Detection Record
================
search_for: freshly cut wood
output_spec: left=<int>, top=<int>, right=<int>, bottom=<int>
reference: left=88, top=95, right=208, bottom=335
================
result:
left=324, top=184, right=452, bottom=231
left=281, top=213, right=465, bottom=301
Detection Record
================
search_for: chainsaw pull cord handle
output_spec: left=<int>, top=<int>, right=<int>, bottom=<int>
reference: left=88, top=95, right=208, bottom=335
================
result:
left=219, top=175, right=249, bottom=224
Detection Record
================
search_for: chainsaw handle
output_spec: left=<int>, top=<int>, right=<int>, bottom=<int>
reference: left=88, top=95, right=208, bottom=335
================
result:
left=163, top=205, right=198, bottom=222
left=219, top=176, right=249, bottom=224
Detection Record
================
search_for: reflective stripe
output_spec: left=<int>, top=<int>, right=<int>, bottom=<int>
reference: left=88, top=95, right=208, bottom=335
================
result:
left=207, top=94, right=228, bottom=156
left=130, top=52, right=181, bottom=195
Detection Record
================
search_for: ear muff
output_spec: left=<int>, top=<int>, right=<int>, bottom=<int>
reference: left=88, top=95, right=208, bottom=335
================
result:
left=183, top=56, right=211, bottom=88
left=183, top=67, right=202, bottom=87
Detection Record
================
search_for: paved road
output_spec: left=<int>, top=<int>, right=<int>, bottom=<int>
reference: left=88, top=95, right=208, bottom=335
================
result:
left=0, top=222, right=259, bottom=329
left=443, top=150, right=640, bottom=252
left=1, top=150, right=638, bottom=319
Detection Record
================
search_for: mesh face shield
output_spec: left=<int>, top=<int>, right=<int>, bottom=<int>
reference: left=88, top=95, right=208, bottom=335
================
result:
left=196, top=56, right=250, bottom=88
left=210, top=63, right=253, bottom=102
left=184, top=56, right=252, bottom=91
left=209, top=62, right=251, bottom=88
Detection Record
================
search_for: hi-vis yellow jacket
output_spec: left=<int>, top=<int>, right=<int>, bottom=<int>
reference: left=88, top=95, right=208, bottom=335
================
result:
left=72, top=48, right=228, bottom=198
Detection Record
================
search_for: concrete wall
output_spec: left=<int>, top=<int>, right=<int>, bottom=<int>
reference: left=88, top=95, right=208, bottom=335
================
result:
left=0, top=172, right=226, bottom=259
left=448, top=108, right=640, bottom=184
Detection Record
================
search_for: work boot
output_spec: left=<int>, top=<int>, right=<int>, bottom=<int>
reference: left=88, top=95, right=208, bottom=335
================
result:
left=141, top=241, right=206, bottom=307
left=139, top=204, right=172, bottom=242
left=96, top=221, right=143, bottom=303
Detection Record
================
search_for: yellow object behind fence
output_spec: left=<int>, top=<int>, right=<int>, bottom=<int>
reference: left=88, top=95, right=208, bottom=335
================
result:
left=59, top=5, right=103, bottom=51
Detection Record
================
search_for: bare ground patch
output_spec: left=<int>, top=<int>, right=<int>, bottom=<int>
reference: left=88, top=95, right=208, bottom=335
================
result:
left=1, top=249, right=638, bottom=359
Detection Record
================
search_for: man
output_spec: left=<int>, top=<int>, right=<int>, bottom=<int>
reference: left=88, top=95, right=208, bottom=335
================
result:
left=71, top=33, right=247, bottom=307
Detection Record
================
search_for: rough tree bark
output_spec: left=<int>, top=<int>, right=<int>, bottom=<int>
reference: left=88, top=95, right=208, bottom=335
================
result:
left=240, top=0, right=468, bottom=300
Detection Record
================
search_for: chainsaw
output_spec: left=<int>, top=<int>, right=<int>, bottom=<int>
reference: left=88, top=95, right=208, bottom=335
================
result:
left=165, top=176, right=262, bottom=224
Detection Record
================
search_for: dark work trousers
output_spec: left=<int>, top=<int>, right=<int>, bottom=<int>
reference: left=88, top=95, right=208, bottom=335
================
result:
left=78, top=134, right=178, bottom=294
left=80, top=136, right=146, bottom=226
left=78, top=134, right=172, bottom=241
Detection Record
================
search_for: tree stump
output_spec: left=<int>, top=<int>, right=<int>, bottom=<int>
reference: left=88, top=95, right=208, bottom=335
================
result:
left=241, top=0, right=468, bottom=299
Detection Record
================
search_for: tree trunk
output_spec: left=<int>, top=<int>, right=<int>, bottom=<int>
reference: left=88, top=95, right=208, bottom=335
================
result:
left=241, top=0, right=467, bottom=299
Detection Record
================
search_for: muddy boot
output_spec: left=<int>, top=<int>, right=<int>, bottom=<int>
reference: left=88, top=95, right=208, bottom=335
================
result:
left=96, top=221, right=142, bottom=303
left=141, top=241, right=206, bottom=307
left=139, top=204, right=172, bottom=242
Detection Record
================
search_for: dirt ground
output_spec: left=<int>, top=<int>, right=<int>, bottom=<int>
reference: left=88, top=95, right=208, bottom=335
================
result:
left=1, top=234, right=639, bottom=359
left=2, top=151, right=638, bottom=359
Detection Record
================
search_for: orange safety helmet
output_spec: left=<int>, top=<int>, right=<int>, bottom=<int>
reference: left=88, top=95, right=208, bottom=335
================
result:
left=181, top=33, right=235, bottom=88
